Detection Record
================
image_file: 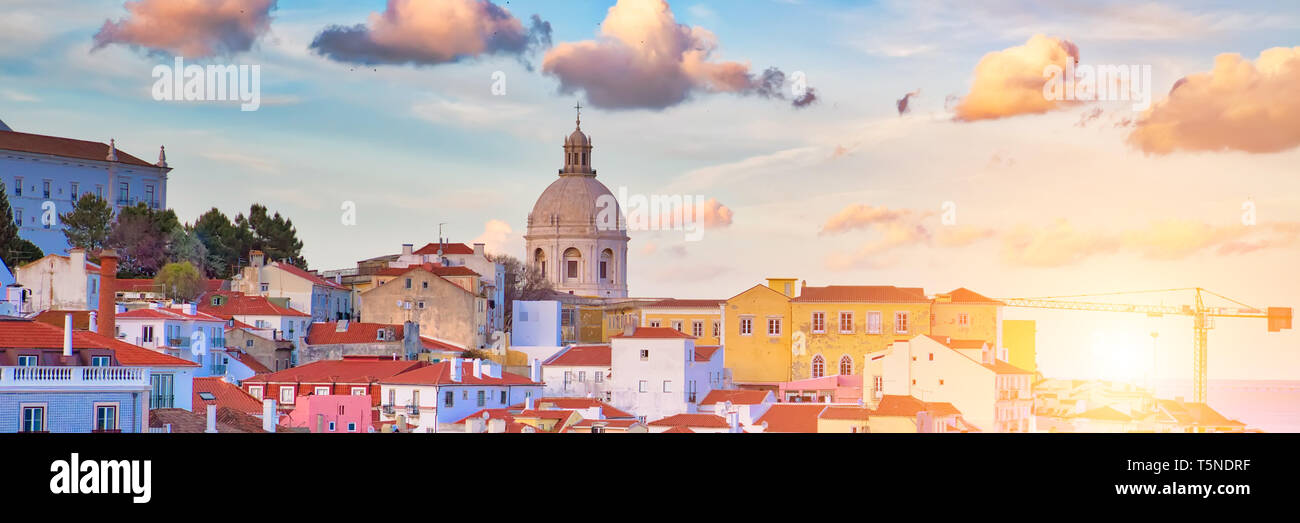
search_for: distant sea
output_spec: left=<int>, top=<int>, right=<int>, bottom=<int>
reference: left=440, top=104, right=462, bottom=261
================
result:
left=1154, top=379, right=1300, bottom=433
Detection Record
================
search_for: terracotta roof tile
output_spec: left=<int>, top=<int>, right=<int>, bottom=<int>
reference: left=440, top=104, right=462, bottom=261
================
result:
left=381, top=360, right=540, bottom=386
left=643, top=299, right=725, bottom=309
left=242, top=359, right=425, bottom=385
left=543, top=344, right=610, bottom=366
left=610, top=327, right=695, bottom=339
left=0, top=129, right=159, bottom=168
left=819, top=406, right=872, bottom=420
left=117, top=307, right=226, bottom=322
left=199, top=291, right=310, bottom=318
left=306, top=322, right=403, bottom=345
left=413, top=242, right=475, bottom=256
left=939, top=287, right=1004, bottom=305
left=511, top=398, right=635, bottom=419
left=698, top=389, right=769, bottom=406
left=647, top=413, right=730, bottom=428
left=794, top=285, right=929, bottom=303
left=755, top=404, right=827, bottom=433
left=271, top=262, right=344, bottom=289
left=193, top=377, right=264, bottom=414
left=661, top=426, right=695, bottom=433
left=694, top=346, right=721, bottom=362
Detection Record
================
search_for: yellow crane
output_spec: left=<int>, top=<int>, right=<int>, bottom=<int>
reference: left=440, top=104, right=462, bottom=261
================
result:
left=1002, top=288, right=1292, bottom=404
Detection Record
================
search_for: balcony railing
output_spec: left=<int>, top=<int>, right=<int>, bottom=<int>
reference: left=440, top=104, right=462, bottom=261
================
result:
left=209, top=364, right=227, bottom=376
left=151, top=394, right=175, bottom=409
left=406, top=405, right=420, bottom=416
left=166, top=337, right=189, bottom=349
left=1, top=366, right=150, bottom=390
left=382, top=404, right=395, bottom=415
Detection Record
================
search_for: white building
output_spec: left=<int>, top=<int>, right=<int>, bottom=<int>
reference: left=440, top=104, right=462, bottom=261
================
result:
left=868, top=334, right=1034, bottom=433
left=199, top=290, right=313, bottom=349
left=13, top=249, right=101, bottom=314
left=696, top=389, right=776, bottom=428
left=377, top=358, right=544, bottom=433
left=230, top=251, right=353, bottom=322
left=541, top=344, right=612, bottom=401
left=0, top=125, right=171, bottom=255
left=608, top=327, right=726, bottom=423
left=114, top=303, right=233, bottom=378
left=510, top=300, right=566, bottom=364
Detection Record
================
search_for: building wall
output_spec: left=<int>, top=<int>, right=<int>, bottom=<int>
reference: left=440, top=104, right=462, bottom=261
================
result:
left=866, top=415, right=918, bottom=433
left=225, top=328, right=291, bottom=371
left=641, top=308, right=722, bottom=345
left=233, top=263, right=313, bottom=316
left=791, top=301, right=931, bottom=382
left=722, top=285, right=792, bottom=384
left=930, top=302, right=1001, bottom=348
left=360, top=270, right=479, bottom=349
left=609, top=337, right=713, bottom=422
left=542, top=364, right=611, bottom=399
left=513, top=300, right=561, bottom=346
left=379, top=382, right=542, bottom=431
left=1002, top=319, right=1037, bottom=374
left=298, top=341, right=407, bottom=365
left=0, top=391, right=143, bottom=433
left=13, top=254, right=99, bottom=312
left=149, top=367, right=195, bottom=411
left=2, top=153, right=168, bottom=255
left=286, top=394, right=373, bottom=433
left=871, top=337, right=998, bottom=430
left=817, top=417, right=869, bottom=433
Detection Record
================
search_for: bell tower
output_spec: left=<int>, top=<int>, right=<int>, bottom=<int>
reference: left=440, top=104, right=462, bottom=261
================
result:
left=562, top=101, right=593, bottom=176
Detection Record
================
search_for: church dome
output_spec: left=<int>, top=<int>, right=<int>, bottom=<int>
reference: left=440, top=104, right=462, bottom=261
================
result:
left=529, top=174, right=620, bottom=229
left=565, top=128, right=590, bottom=147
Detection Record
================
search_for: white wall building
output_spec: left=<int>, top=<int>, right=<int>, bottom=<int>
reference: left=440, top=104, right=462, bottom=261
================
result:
left=869, top=334, right=1034, bottom=433
left=13, top=250, right=101, bottom=314
left=231, top=251, right=352, bottom=322
left=541, top=344, right=612, bottom=401
left=377, top=359, right=544, bottom=433
left=608, top=327, right=725, bottom=423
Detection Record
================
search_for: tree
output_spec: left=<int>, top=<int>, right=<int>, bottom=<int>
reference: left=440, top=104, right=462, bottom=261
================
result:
left=155, top=261, right=204, bottom=302
left=192, top=207, right=238, bottom=278
left=5, top=237, right=43, bottom=267
left=459, top=348, right=493, bottom=360
left=238, top=203, right=305, bottom=268
left=489, top=253, right=554, bottom=331
left=60, top=193, right=113, bottom=254
left=166, top=226, right=209, bottom=275
left=0, top=181, right=44, bottom=268
left=109, top=206, right=168, bottom=278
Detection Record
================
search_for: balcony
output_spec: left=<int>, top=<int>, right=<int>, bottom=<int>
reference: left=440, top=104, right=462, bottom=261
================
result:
left=166, top=337, right=189, bottom=349
left=1, top=366, right=150, bottom=391
left=382, top=404, right=395, bottom=415
left=209, top=364, right=227, bottom=376
left=406, top=405, right=420, bottom=416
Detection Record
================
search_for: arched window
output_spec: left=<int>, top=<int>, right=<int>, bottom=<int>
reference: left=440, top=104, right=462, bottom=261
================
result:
left=811, top=354, right=825, bottom=378
left=839, top=355, right=853, bottom=376
left=533, top=248, right=546, bottom=278
left=562, top=248, right=583, bottom=282
left=599, top=248, right=613, bottom=283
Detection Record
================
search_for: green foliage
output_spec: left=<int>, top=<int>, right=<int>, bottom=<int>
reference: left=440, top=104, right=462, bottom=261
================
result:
left=155, top=261, right=204, bottom=302
left=166, top=226, right=209, bottom=275
left=60, top=194, right=114, bottom=254
left=5, top=237, right=43, bottom=267
left=236, top=203, right=305, bottom=268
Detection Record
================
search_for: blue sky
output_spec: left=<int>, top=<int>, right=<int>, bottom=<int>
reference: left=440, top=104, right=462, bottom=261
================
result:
left=2, top=0, right=1299, bottom=381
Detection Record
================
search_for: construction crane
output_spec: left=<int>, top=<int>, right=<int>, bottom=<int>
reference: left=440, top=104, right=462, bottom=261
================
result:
left=1002, top=288, right=1292, bottom=404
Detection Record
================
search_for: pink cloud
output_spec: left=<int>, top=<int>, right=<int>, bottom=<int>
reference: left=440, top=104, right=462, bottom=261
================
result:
left=309, top=0, right=551, bottom=66
left=953, top=34, right=1080, bottom=122
left=92, top=0, right=276, bottom=57
left=1127, top=47, right=1300, bottom=154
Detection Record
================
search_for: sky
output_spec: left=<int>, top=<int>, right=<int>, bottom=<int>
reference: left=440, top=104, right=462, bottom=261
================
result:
left=1, top=0, right=1298, bottom=383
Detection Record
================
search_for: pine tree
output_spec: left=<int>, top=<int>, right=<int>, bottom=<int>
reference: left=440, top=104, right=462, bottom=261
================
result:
left=0, top=180, right=43, bottom=268
left=60, top=193, right=114, bottom=254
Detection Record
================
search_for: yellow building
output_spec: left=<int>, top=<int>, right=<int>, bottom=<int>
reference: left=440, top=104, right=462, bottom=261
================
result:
left=1002, top=319, right=1037, bottom=374
left=790, top=285, right=933, bottom=382
left=721, top=280, right=794, bottom=386
left=639, top=298, right=724, bottom=346
left=816, top=406, right=872, bottom=433
left=930, top=288, right=1004, bottom=348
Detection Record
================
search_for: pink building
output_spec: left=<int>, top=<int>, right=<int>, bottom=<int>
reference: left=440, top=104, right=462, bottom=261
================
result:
left=777, top=374, right=863, bottom=404
left=280, top=394, right=373, bottom=433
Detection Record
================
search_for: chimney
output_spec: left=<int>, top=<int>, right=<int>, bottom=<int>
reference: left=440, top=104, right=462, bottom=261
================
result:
left=450, top=358, right=462, bottom=382
left=729, top=411, right=740, bottom=433
left=63, top=313, right=73, bottom=357
left=88, top=311, right=98, bottom=333
left=473, top=243, right=485, bottom=257
left=205, top=405, right=218, bottom=433
left=70, top=248, right=86, bottom=275
left=97, top=250, right=118, bottom=337
left=530, top=358, right=541, bottom=382
left=183, top=302, right=196, bottom=315
left=472, top=358, right=482, bottom=379
left=487, top=418, right=506, bottom=433
left=401, top=243, right=413, bottom=257
left=262, top=399, right=277, bottom=433
left=250, top=250, right=265, bottom=268
left=623, top=324, right=635, bottom=337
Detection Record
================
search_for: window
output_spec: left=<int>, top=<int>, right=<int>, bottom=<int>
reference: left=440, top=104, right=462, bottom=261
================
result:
left=477, top=390, right=485, bottom=407
left=663, top=380, right=672, bottom=393
left=740, top=317, right=753, bottom=336
left=867, top=312, right=882, bottom=334
left=249, top=386, right=263, bottom=400
left=13, top=209, right=20, bottom=227
left=839, top=312, right=854, bottom=333
left=692, top=321, right=704, bottom=338
left=939, top=379, right=945, bottom=386
left=328, top=421, right=337, bottom=432
left=118, top=181, right=129, bottom=203
left=351, top=387, right=366, bottom=396
left=928, top=353, right=934, bottom=361
left=500, top=391, right=507, bottom=404
left=594, top=371, right=604, bottom=383
left=347, top=422, right=357, bottom=432
left=712, top=321, right=720, bottom=338
left=151, top=373, right=174, bottom=408
left=405, top=278, right=412, bottom=289
left=578, top=371, right=586, bottom=383
left=640, top=349, right=649, bottom=361
left=279, top=386, right=295, bottom=404
left=599, top=261, right=608, bottom=280
left=873, top=376, right=883, bottom=394
left=94, top=404, right=118, bottom=431
left=21, top=405, right=45, bottom=432
left=958, top=313, right=970, bottom=326
left=42, top=180, right=50, bottom=199
left=564, top=371, right=573, bottom=388
left=767, top=318, right=781, bottom=336
left=314, top=386, right=330, bottom=396
left=671, top=320, right=683, bottom=332
left=417, top=301, right=425, bottom=309
left=638, top=380, right=648, bottom=393
left=812, top=312, right=825, bottom=333
left=566, top=260, right=579, bottom=279
left=811, top=355, right=825, bottom=378
left=17, top=355, right=37, bottom=366
left=649, top=320, right=661, bottom=328
left=444, top=391, right=454, bottom=407
left=91, top=356, right=110, bottom=366
left=839, top=355, right=853, bottom=375
left=895, top=312, right=909, bottom=334
left=260, top=283, right=269, bottom=292
left=13, top=177, right=21, bottom=196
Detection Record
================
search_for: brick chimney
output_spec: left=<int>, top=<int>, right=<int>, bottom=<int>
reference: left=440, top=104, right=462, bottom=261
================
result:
left=97, top=250, right=118, bottom=337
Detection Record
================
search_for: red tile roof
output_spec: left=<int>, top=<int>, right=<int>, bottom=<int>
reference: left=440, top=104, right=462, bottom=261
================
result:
left=698, top=389, right=770, bottom=406
left=982, top=360, right=1032, bottom=375
left=643, top=298, right=725, bottom=309
left=117, top=307, right=226, bottom=322
left=226, top=350, right=272, bottom=374
left=512, top=398, right=635, bottom=419
left=271, top=262, right=344, bottom=289
left=413, top=242, right=476, bottom=256
left=242, top=359, right=426, bottom=385
left=694, top=346, right=721, bottom=362
left=755, top=404, right=827, bottom=433
left=647, top=413, right=730, bottom=429
left=200, top=291, right=310, bottom=318
left=572, top=418, right=643, bottom=429
left=77, top=330, right=200, bottom=367
left=948, top=339, right=988, bottom=349
left=543, top=344, right=611, bottom=366
left=420, top=337, right=467, bottom=353
left=382, top=263, right=482, bottom=278
left=193, top=377, right=264, bottom=414
left=661, top=426, right=695, bottom=433
left=939, top=287, right=1004, bottom=305
left=455, top=408, right=514, bottom=425
left=794, top=285, right=929, bottom=303
left=381, top=360, right=540, bottom=386
left=873, top=395, right=961, bottom=418
left=0, top=320, right=198, bottom=370
left=0, top=129, right=160, bottom=168
left=610, top=327, right=696, bottom=339
left=819, top=406, right=872, bottom=420
left=306, top=322, right=403, bottom=345
left=149, top=408, right=255, bottom=433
